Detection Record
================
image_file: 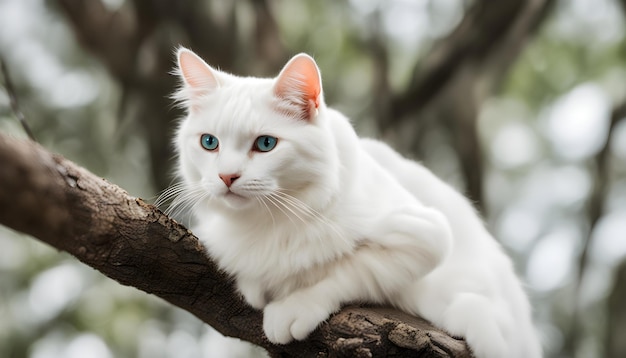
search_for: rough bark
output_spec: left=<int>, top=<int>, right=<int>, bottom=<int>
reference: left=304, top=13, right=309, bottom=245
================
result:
left=0, top=132, right=473, bottom=357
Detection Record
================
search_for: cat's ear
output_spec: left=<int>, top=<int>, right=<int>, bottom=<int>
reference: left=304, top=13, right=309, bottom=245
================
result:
left=176, top=48, right=220, bottom=106
left=273, top=53, right=322, bottom=121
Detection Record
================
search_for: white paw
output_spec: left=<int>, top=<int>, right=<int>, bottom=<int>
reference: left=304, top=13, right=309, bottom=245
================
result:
left=443, top=293, right=511, bottom=358
left=263, top=294, right=331, bottom=344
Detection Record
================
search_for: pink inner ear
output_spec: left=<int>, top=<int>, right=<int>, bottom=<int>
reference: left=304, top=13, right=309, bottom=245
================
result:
left=274, top=54, right=322, bottom=119
left=178, top=49, right=219, bottom=91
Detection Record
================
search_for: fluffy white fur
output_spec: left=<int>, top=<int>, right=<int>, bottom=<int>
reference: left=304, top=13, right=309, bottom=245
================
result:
left=167, top=47, right=542, bottom=358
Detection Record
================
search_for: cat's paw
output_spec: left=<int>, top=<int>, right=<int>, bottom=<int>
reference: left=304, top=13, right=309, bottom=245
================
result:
left=443, top=293, right=511, bottom=358
left=263, top=293, right=330, bottom=344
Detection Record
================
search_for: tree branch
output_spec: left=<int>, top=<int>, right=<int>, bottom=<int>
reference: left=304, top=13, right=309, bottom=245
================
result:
left=0, top=58, right=36, bottom=141
left=387, top=0, right=554, bottom=125
left=56, top=0, right=144, bottom=81
left=0, top=132, right=472, bottom=357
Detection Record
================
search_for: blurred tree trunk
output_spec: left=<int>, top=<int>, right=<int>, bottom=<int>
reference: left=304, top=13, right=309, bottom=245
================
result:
left=55, top=0, right=286, bottom=192
left=604, top=0, right=626, bottom=354
left=373, top=0, right=555, bottom=212
left=606, top=260, right=626, bottom=357
left=0, top=133, right=473, bottom=358
left=570, top=100, right=626, bottom=356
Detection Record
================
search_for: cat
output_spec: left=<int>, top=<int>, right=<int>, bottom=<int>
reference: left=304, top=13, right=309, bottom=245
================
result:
left=165, top=47, right=542, bottom=358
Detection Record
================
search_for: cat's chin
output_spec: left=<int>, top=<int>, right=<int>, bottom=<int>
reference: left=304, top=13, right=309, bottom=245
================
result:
left=220, top=191, right=253, bottom=209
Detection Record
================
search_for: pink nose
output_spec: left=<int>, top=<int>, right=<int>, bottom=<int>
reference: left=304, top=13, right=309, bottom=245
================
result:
left=219, top=173, right=240, bottom=188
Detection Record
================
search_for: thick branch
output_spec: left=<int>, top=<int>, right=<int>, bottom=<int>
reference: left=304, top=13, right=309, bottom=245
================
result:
left=0, top=133, right=472, bottom=357
left=56, top=0, right=144, bottom=81
left=388, top=0, right=554, bottom=125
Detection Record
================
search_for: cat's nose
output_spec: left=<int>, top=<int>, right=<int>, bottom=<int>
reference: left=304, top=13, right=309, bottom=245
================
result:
left=219, top=173, right=240, bottom=188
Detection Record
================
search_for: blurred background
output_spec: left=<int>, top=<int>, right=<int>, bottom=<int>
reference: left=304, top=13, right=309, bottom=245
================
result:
left=0, top=0, right=625, bottom=357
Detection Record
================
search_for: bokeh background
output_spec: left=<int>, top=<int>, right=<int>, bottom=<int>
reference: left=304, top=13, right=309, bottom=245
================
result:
left=1, top=0, right=625, bottom=357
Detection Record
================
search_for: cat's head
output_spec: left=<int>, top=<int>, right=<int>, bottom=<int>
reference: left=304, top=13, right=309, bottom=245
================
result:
left=172, top=48, right=339, bottom=214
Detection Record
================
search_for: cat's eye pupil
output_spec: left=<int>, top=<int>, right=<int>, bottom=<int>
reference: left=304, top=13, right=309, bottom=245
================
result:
left=255, top=135, right=277, bottom=152
left=200, top=134, right=219, bottom=151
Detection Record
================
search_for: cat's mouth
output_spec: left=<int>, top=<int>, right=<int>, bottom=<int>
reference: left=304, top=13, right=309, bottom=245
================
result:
left=221, top=189, right=251, bottom=208
left=225, top=190, right=245, bottom=199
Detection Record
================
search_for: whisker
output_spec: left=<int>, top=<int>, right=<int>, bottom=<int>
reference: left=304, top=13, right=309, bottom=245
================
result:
left=274, top=191, right=319, bottom=218
left=265, top=193, right=298, bottom=226
left=257, top=196, right=276, bottom=230
left=155, top=182, right=189, bottom=208
left=273, top=190, right=326, bottom=222
left=156, top=181, right=211, bottom=227
left=269, top=192, right=310, bottom=225
left=274, top=189, right=348, bottom=246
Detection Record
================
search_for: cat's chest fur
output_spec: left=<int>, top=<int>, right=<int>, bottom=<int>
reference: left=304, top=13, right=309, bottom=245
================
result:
left=194, top=208, right=358, bottom=299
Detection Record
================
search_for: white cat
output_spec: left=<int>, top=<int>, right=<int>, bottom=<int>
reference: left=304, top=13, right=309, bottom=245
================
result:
left=168, top=47, right=542, bottom=358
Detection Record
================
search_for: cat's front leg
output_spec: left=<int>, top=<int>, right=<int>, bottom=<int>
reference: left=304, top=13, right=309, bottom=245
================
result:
left=237, top=277, right=267, bottom=310
left=371, top=204, right=453, bottom=279
left=263, top=205, right=453, bottom=344
left=263, top=289, right=338, bottom=344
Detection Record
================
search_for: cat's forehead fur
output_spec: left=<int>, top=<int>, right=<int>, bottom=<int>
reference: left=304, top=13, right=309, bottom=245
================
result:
left=185, top=75, right=307, bottom=139
left=176, top=48, right=324, bottom=127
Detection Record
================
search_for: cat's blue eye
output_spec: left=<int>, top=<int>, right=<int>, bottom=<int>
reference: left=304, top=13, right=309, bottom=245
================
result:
left=200, top=133, right=219, bottom=151
left=254, top=135, right=278, bottom=152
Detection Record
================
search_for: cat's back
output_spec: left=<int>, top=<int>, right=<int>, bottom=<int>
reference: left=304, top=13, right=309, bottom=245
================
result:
left=359, top=138, right=497, bottom=251
left=359, top=139, right=476, bottom=221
